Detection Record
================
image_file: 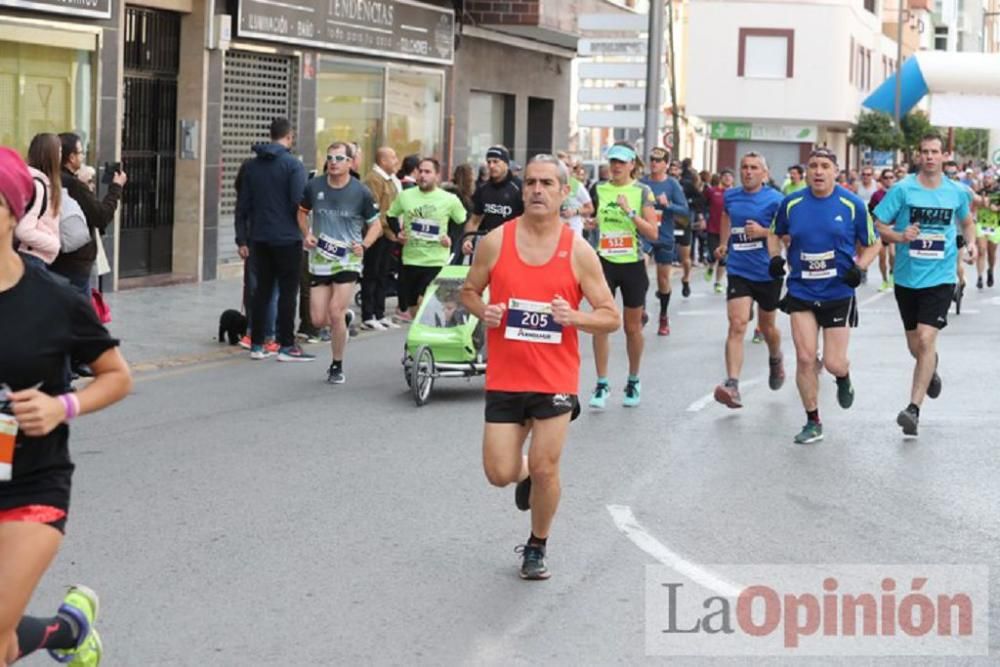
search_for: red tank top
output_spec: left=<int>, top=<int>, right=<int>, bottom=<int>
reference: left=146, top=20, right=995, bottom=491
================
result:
left=485, top=219, right=583, bottom=394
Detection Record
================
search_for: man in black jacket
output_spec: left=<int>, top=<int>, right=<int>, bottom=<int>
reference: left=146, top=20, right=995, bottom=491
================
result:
left=235, top=117, right=312, bottom=361
left=52, top=133, right=125, bottom=295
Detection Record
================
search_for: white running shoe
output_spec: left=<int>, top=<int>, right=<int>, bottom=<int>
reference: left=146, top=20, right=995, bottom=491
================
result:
left=379, top=317, right=400, bottom=329
left=362, top=318, right=388, bottom=331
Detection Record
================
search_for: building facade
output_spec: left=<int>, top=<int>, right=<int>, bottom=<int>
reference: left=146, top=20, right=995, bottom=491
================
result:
left=685, top=0, right=913, bottom=174
left=1, top=0, right=580, bottom=287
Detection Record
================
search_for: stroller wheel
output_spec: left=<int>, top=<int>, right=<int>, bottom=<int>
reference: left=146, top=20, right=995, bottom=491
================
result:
left=355, top=290, right=363, bottom=307
left=411, top=345, right=435, bottom=406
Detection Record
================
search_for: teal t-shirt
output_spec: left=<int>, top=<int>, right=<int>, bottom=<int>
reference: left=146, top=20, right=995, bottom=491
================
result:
left=873, top=175, right=971, bottom=289
left=300, top=176, right=379, bottom=275
left=387, top=187, right=467, bottom=267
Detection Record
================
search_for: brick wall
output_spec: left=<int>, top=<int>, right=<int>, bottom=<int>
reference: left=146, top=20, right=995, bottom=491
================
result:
left=465, top=1, right=542, bottom=26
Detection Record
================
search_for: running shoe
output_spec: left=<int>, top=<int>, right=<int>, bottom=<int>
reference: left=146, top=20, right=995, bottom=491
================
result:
left=263, top=340, right=280, bottom=354
left=362, top=318, right=387, bottom=331
left=589, top=382, right=610, bottom=409
left=515, top=476, right=531, bottom=511
left=714, top=282, right=723, bottom=294
left=379, top=317, right=401, bottom=329
left=326, top=364, right=345, bottom=384
left=752, top=328, right=763, bottom=344
left=977, top=276, right=984, bottom=290
left=249, top=345, right=275, bottom=360
left=989, top=269, right=995, bottom=288
left=277, top=345, right=316, bottom=362
left=623, top=379, right=641, bottom=407
left=705, top=266, right=713, bottom=281
left=794, top=420, right=824, bottom=444
left=713, top=380, right=742, bottom=409
left=836, top=376, right=855, bottom=409
left=658, top=316, right=670, bottom=336
left=516, top=543, right=550, bottom=580
left=394, top=311, right=414, bottom=324
left=345, top=311, right=355, bottom=329
left=927, top=371, right=942, bottom=399
left=768, top=356, right=785, bottom=391
left=238, top=335, right=251, bottom=350
left=298, top=331, right=322, bottom=344
left=681, top=281, right=691, bottom=298
left=896, top=405, right=919, bottom=436
left=954, top=282, right=965, bottom=314
left=318, top=328, right=332, bottom=342
left=48, top=585, right=102, bottom=666
left=880, top=279, right=891, bottom=292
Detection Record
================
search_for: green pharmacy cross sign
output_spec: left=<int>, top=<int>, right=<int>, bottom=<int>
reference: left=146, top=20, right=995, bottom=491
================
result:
left=710, top=122, right=752, bottom=140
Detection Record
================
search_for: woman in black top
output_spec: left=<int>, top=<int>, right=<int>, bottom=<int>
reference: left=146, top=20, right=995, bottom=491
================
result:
left=0, top=148, right=131, bottom=665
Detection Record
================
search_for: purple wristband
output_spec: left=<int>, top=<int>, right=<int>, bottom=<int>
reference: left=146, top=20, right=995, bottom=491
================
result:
left=58, top=394, right=77, bottom=421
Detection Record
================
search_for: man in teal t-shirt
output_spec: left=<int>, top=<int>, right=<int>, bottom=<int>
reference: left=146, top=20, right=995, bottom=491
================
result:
left=387, top=157, right=467, bottom=318
left=873, top=133, right=977, bottom=437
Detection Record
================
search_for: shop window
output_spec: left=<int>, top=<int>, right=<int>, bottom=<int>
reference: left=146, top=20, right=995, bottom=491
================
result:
left=738, top=29, right=794, bottom=79
left=386, top=68, right=443, bottom=164
left=0, top=40, right=94, bottom=156
left=316, top=61, right=384, bottom=176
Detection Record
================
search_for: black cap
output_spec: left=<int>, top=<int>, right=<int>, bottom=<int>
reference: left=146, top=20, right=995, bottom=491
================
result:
left=486, top=146, right=510, bottom=164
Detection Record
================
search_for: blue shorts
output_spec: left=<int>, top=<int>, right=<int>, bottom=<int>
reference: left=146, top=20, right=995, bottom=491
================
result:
left=649, top=240, right=675, bottom=265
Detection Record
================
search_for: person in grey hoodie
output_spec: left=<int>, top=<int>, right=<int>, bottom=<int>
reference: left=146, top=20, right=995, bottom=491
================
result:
left=235, top=117, right=312, bottom=361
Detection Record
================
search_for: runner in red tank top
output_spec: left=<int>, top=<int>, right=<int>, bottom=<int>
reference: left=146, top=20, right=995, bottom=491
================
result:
left=461, top=155, right=619, bottom=580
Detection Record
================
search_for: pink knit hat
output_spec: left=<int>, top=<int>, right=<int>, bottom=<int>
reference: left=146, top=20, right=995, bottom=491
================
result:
left=0, top=146, right=34, bottom=222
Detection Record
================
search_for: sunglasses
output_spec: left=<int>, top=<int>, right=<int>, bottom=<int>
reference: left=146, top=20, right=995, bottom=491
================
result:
left=945, top=171, right=958, bottom=177
left=649, top=156, right=666, bottom=162
left=326, top=154, right=350, bottom=163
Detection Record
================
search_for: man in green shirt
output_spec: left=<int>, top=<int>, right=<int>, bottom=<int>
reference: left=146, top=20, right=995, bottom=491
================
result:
left=781, top=165, right=807, bottom=196
left=388, top=157, right=468, bottom=318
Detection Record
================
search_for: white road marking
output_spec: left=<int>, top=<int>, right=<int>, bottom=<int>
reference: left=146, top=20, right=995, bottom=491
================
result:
left=607, top=505, right=743, bottom=597
left=686, top=377, right=762, bottom=412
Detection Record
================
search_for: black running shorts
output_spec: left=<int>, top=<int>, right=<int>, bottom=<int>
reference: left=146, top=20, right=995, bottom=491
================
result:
left=726, top=274, right=782, bottom=311
left=399, top=265, right=442, bottom=309
left=600, top=258, right=649, bottom=309
left=893, top=283, right=953, bottom=331
left=485, top=391, right=581, bottom=425
left=310, top=271, right=360, bottom=287
left=781, top=294, right=858, bottom=328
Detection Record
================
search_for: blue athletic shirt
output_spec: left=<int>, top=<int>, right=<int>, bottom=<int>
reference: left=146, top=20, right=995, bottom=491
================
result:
left=640, top=175, right=688, bottom=246
left=723, top=186, right=784, bottom=282
left=772, top=185, right=877, bottom=302
left=872, top=175, right=971, bottom=290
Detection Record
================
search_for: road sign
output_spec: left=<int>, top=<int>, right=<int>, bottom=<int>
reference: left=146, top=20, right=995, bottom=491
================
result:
left=579, top=38, right=647, bottom=57
left=579, top=13, right=648, bottom=31
left=578, top=110, right=646, bottom=129
left=578, top=87, right=647, bottom=105
left=662, top=131, right=674, bottom=149
left=578, top=62, right=647, bottom=80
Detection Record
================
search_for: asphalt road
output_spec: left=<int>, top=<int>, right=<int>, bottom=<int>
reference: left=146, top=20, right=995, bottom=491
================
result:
left=23, top=272, right=1000, bottom=665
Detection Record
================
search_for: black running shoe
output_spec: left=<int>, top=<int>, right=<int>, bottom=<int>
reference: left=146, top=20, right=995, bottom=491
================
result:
left=897, top=405, right=919, bottom=436
left=516, top=543, right=550, bottom=580
left=515, top=476, right=531, bottom=511
left=326, top=364, right=345, bottom=385
left=682, top=281, right=691, bottom=298
left=977, top=276, right=984, bottom=290
left=836, top=376, right=854, bottom=409
left=989, top=269, right=995, bottom=288
left=927, top=354, right=941, bottom=399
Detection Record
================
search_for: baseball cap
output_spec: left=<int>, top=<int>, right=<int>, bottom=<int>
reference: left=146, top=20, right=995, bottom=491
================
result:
left=607, top=145, right=637, bottom=163
left=0, top=147, right=34, bottom=222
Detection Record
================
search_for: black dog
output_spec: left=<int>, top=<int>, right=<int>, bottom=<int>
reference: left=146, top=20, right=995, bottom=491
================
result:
left=218, top=309, right=247, bottom=345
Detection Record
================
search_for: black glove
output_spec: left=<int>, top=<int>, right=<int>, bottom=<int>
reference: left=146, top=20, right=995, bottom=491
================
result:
left=844, top=264, right=863, bottom=288
left=768, top=256, right=786, bottom=279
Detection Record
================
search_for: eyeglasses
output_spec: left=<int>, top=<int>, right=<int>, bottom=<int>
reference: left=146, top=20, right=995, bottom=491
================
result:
left=326, top=154, right=350, bottom=163
left=649, top=156, right=665, bottom=162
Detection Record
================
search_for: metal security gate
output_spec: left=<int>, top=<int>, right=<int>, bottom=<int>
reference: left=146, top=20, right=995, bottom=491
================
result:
left=219, top=50, right=298, bottom=266
left=120, top=7, right=179, bottom=278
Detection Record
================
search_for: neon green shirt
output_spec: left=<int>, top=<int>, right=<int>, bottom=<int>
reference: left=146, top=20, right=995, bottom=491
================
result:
left=387, top=187, right=467, bottom=267
left=594, top=180, right=656, bottom=264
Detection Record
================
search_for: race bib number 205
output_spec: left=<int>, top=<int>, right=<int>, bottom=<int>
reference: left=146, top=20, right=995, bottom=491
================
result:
left=504, top=298, right=562, bottom=344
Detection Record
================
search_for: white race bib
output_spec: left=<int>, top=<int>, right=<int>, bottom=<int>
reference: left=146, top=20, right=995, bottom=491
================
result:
left=411, top=219, right=441, bottom=241
left=599, top=230, right=635, bottom=256
left=315, top=234, right=352, bottom=265
left=504, top=298, right=563, bottom=344
left=730, top=226, right=763, bottom=252
left=800, top=250, right=837, bottom=280
left=909, top=234, right=946, bottom=260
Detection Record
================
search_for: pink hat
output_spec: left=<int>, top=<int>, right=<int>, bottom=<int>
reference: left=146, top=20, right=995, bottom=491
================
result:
left=0, top=146, right=34, bottom=222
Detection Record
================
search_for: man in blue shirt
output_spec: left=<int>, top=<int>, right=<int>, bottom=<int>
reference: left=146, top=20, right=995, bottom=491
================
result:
left=712, top=152, right=785, bottom=409
left=874, top=134, right=977, bottom=437
left=768, top=148, right=881, bottom=444
left=640, top=146, right=688, bottom=336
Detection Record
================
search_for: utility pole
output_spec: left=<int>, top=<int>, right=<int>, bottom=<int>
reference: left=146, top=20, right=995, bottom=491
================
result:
left=666, top=0, right=680, bottom=160
left=643, top=0, right=665, bottom=157
left=893, top=0, right=905, bottom=167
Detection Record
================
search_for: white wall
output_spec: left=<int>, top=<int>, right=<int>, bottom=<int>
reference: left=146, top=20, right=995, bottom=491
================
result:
left=686, top=0, right=887, bottom=126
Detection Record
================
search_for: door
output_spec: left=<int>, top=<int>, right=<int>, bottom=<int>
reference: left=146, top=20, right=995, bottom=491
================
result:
left=527, top=97, right=554, bottom=157
left=120, top=7, right=179, bottom=277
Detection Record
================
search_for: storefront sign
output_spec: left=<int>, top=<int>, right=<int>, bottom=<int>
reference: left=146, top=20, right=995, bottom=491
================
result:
left=237, top=0, right=455, bottom=65
left=0, top=0, right=111, bottom=20
left=710, top=121, right=817, bottom=143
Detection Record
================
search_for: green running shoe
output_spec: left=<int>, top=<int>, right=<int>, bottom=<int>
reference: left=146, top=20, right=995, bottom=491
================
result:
left=705, top=266, right=713, bottom=281
left=836, top=376, right=855, bottom=409
left=714, top=282, right=724, bottom=294
left=880, top=279, right=891, bottom=292
left=49, top=585, right=102, bottom=666
left=793, top=420, right=824, bottom=445
left=623, top=379, right=641, bottom=407
left=589, top=382, right=610, bottom=409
